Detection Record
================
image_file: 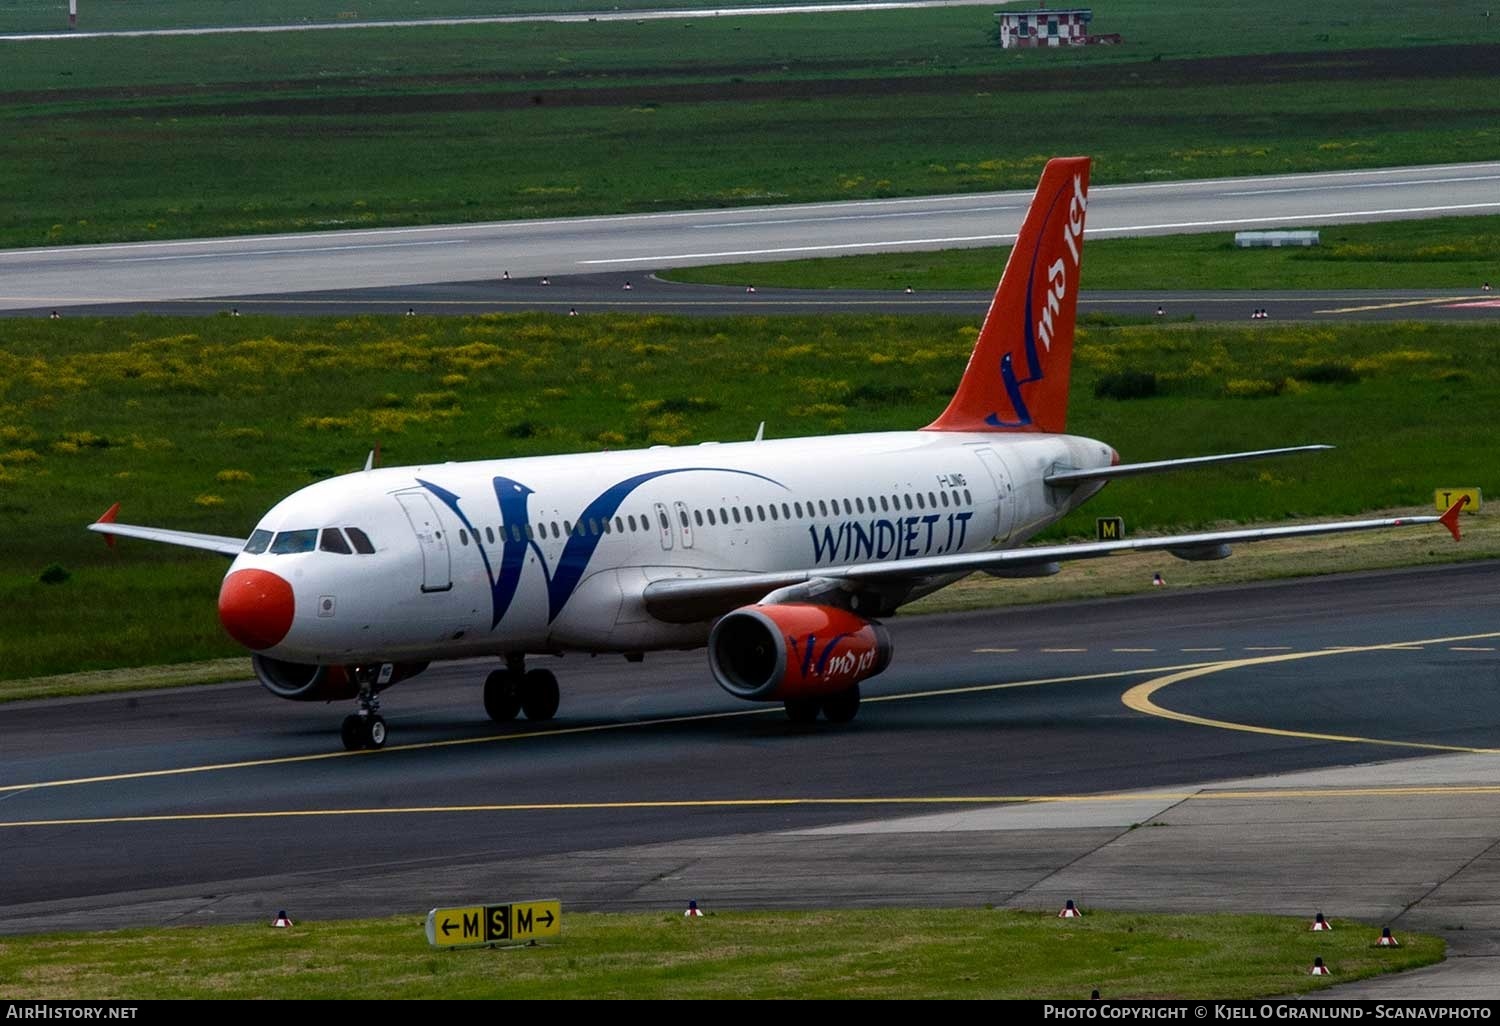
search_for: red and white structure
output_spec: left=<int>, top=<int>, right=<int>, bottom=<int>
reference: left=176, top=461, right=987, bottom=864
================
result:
left=996, top=7, right=1101, bottom=49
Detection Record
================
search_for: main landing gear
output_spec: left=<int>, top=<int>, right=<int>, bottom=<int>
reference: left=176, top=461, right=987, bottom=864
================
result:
left=784, top=684, right=861, bottom=724
left=484, top=654, right=560, bottom=724
left=341, top=667, right=387, bottom=751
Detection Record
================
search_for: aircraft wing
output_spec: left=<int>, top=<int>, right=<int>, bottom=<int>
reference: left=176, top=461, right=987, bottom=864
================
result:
left=642, top=501, right=1467, bottom=624
left=1044, top=445, right=1333, bottom=486
left=87, top=504, right=246, bottom=557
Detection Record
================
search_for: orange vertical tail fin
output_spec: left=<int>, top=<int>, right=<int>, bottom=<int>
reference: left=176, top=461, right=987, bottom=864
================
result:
left=924, top=156, right=1090, bottom=434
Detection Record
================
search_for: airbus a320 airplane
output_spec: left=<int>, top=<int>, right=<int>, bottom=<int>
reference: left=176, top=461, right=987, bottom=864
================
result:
left=91, top=157, right=1466, bottom=750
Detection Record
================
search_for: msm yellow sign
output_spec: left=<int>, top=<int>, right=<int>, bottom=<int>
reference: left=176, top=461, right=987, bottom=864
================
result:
left=425, top=899, right=561, bottom=949
left=1434, top=488, right=1481, bottom=514
left=1096, top=516, right=1124, bottom=541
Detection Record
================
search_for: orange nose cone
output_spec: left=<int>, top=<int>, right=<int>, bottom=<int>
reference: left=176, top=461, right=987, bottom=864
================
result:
left=218, top=569, right=295, bottom=650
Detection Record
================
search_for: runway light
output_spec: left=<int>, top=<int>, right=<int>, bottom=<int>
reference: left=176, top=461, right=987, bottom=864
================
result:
left=684, top=900, right=703, bottom=918
left=1377, top=926, right=1400, bottom=947
left=1310, top=956, right=1330, bottom=976
left=1058, top=900, right=1081, bottom=918
left=1311, top=912, right=1332, bottom=931
left=271, top=910, right=294, bottom=928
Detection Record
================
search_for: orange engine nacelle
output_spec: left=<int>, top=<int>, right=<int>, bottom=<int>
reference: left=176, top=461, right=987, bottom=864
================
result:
left=251, top=655, right=428, bottom=702
left=708, top=603, right=893, bottom=702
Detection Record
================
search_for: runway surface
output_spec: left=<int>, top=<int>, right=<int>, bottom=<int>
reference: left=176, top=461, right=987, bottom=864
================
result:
left=3, top=560, right=1498, bottom=943
left=1, top=0, right=1001, bottom=42
left=4, top=162, right=1497, bottom=313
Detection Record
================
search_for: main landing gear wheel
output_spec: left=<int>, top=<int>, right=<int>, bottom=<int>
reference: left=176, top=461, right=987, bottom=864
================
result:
left=821, top=685, right=861, bottom=724
left=340, top=713, right=387, bottom=751
left=483, top=669, right=522, bottom=722
left=521, top=668, right=560, bottom=721
left=783, top=698, right=821, bottom=723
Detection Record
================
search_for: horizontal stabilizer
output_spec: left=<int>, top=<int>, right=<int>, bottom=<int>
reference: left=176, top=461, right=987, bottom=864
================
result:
left=1045, top=445, right=1333, bottom=487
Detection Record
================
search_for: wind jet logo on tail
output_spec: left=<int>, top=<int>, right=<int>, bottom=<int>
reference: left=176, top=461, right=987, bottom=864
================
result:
left=986, top=172, right=1088, bottom=429
left=420, top=468, right=784, bottom=628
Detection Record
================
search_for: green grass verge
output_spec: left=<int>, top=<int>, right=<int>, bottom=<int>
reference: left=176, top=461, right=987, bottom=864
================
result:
left=664, top=214, right=1500, bottom=292
left=1, top=3, right=1498, bottom=247
left=0, top=909, right=1443, bottom=999
left=1, top=314, right=1494, bottom=686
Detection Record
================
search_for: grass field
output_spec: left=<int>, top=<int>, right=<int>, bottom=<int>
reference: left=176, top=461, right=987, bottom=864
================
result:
left=665, top=214, right=1500, bottom=292
left=0, top=909, right=1443, bottom=999
left=1, top=314, right=1494, bottom=685
left=1, top=3, right=1497, bottom=247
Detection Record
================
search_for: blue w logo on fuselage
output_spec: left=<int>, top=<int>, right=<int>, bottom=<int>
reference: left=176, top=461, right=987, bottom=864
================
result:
left=420, top=467, right=783, bottom=629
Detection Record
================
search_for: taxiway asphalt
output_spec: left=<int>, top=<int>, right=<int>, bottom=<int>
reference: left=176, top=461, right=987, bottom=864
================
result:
left=3, top=560, right=1498, bottom=995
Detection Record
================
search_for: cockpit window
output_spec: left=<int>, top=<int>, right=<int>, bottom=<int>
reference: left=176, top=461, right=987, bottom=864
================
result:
left=345, top=527, right=376, bottom=554
left=244, top=529, right=273, bottom=554
left=269, top=529, right=318, bottom=554
left=319, top=528, right=352, bottom=554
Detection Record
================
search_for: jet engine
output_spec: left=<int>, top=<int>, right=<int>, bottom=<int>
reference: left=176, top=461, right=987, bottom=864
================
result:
left=251, top=655, right=427, bottom=702
left=708, top=603, right=892, bottom=702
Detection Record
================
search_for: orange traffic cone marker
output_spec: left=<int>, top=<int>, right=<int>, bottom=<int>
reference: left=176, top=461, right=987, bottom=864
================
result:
left=1377, top=926, right=1400, bottom=947
left=1311, top=912, right=1332, bottom=931
left=1310, top=956, right=1330, bottom=976
left=271, top=910, right=293, bottom=928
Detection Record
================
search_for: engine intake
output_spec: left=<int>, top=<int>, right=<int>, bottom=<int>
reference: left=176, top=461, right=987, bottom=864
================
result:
left=708, top=603, right=892, bottom=702
left=251, top=655, right=427, bottom=702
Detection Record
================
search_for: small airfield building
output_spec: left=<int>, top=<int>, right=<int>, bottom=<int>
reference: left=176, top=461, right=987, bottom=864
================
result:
left=996, top=7, right=1119, bottom=49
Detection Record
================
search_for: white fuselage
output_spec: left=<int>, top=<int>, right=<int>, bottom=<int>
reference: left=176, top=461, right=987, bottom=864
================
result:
left=231, top=429, right=1114, bottom=665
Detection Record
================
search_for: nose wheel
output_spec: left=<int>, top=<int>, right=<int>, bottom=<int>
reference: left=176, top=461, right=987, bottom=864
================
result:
left=341, top=712, right=386, bottom=751
left=341, top=668, right=387, bottom=751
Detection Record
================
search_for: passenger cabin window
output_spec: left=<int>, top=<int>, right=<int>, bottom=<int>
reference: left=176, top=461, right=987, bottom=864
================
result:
left=963, top=488, right=973, bottom=504
left=270, top=529, right=318, bottom=555
left=694, top=510, right=704, bottom=527
left=486, top=527, right=495, bottom=544
left=244, top=529, right=273, bottom=554
left=319, top=528, right=352, bottom=554
left=615, top=516, right=625, bottom=533
left=345, top=527, right=376, bottom=554
left=458, top=529, right=469, bottom=546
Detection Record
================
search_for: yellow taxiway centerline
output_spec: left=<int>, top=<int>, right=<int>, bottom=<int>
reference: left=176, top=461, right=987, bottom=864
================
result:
left=5, top=783, right=1500, bottom=830
left=1121, top=630, right=1500, bottom=753
left=0, top=661, right=1217, bottom=795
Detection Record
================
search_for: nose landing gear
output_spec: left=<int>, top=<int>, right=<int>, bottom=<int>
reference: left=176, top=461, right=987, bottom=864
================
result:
left=341, top=667, right=388, bottom=751
left=484, top=654, right=560, bottom=724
